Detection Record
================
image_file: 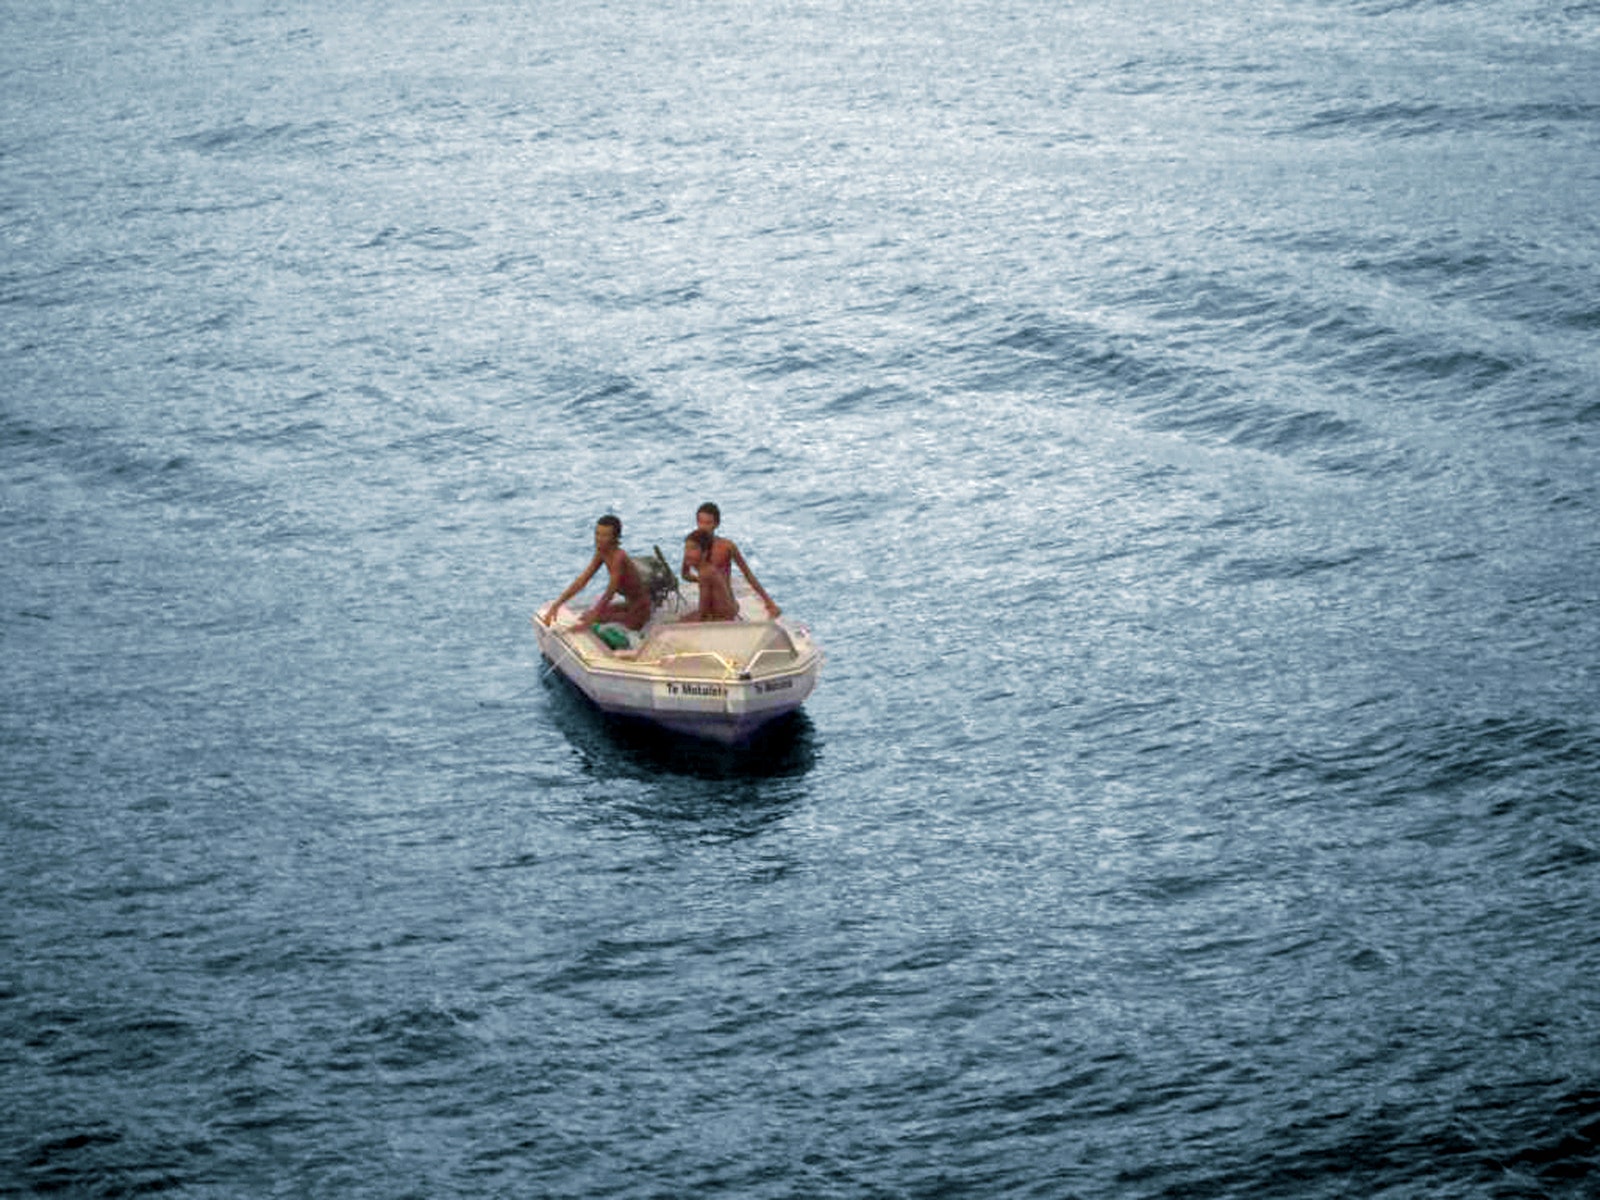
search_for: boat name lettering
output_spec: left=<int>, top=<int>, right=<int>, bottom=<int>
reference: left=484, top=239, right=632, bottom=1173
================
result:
left=668, top=682, right=726, bottom=698
left=756, top=678, right=794, bottom=694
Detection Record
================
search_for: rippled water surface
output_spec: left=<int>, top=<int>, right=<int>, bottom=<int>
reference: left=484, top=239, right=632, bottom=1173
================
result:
left=4, top=1, right=1599, bottom=1195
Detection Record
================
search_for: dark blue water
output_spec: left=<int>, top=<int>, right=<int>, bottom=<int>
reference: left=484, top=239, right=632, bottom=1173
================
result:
left=4, top=1, right=1599, bottom=1195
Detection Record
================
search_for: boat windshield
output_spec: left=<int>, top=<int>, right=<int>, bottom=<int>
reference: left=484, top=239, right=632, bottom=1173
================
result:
left=640, top=622, right=798, bottom=676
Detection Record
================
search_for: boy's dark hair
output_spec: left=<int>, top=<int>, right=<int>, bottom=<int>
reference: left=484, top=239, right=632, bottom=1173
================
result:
left=685, top=529, right=713, bottom=554
left=696, top=502, right=720, bottom=524
left=598, top=514, right=623, bottom=539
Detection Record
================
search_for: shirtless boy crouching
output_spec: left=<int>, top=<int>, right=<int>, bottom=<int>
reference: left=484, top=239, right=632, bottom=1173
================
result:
left=540, top=514, right=652, bottom=631
left=678, top=502, right=781, bottom=620
left=679, top=530, right=739, bottom=622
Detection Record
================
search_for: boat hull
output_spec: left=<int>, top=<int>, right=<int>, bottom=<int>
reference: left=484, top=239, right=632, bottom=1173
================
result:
left=533, top=608, right=822, bottom=745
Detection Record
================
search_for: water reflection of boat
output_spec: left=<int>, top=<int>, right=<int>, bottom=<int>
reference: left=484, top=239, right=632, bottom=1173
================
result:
left=532, top=594, right=823, bottom=746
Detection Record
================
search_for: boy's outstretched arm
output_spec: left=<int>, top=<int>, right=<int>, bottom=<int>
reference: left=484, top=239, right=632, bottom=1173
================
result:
left=540, top=553, right=602, bottom=625
left=729, top=543, right=781, bottom=617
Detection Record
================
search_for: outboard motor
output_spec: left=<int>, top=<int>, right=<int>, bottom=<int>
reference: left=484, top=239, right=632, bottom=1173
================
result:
left=637, top=546, right=682, bottom=609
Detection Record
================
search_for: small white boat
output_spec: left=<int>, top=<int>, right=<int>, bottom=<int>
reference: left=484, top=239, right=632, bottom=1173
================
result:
left=533, top=591, right=823, bottom=745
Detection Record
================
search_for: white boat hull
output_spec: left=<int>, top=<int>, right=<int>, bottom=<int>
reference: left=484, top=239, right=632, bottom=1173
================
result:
left=533, top=601, right=822, bottom=745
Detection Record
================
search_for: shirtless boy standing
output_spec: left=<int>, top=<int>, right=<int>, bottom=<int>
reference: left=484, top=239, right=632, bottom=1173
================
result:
left=541, top=514, right=652, bottom=631
left=680, top=502, right=781, bottom=619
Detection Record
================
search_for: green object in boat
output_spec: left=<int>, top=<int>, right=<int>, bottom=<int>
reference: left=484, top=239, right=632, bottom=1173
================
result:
left=594, top=624, right=629, bottom=650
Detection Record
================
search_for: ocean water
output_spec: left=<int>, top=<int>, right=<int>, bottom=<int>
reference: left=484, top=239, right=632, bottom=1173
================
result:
left=3, top=0, right=1598, bottom=1195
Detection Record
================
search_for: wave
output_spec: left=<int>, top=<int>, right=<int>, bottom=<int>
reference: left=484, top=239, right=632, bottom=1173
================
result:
left=1263, top=710, right=1599, bottom=820
left=974, top=306, right=1416, bottom=476
left=173, top=118, right=346, bottom=158
left=1234, top=1079, right=1600, bottom=1199
left=553, top=371, right=685, bottom=430
left=359, top=225, right=478, bottom=253
left=18, top=1123, right=185, bottom=1197
left=1288, top=99, right=1600, bottom=141
left=334, top=1003, right=485, bottom=1073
